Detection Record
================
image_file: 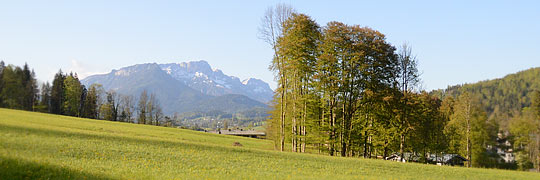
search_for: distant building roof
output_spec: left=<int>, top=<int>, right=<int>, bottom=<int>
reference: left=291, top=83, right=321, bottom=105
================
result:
left=387, top=153, right=467, bottom=165
left=428, top=154, right=468, bottom=163
left=209, top=129, right=266, bottom=137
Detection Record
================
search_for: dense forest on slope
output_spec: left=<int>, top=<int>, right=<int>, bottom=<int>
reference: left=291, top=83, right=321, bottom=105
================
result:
left=431, top=67, right=540, bottom=129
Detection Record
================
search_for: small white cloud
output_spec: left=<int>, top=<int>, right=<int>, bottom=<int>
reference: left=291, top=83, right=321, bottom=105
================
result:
left=67, top=59, right=108, bottom=79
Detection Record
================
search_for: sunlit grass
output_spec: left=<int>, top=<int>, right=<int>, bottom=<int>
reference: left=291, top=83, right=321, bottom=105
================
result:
left=0, top=108, right=538, bottom=179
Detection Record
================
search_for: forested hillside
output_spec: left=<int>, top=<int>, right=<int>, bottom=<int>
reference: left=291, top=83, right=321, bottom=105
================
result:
left=432, top=67, right=540, bottom=129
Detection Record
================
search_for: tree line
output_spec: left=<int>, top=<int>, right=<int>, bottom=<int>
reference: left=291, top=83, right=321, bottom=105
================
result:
left=259, top=4, right=522, bottom=169
left=432, top=67, right=540, bottom=170
left=508, top=91, right=540, bottom=171
left=0, top=61, right=175, bottom=127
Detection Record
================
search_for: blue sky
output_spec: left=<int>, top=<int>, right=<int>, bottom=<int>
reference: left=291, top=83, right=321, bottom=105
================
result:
left=0, top=0, right=539, bottom=90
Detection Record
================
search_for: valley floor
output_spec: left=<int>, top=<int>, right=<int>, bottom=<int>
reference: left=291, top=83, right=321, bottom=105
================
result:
left=0, top=108, right=538, bottom=179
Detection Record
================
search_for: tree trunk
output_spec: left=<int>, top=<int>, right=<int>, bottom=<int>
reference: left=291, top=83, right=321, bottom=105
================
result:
left=466, top=100, right=471, bottom=168
left=535, top=134, right=540, bottom=172
left=347, top=117, right=353, bottom=157
left=280, top=72, right=286, bottom=152
left=292, top=73, right=297, bottom=152
left=302, top=93, right=307, bottom=153
left=400, top=134, right=405, bottom=162
left=330, top=100, right=336, bottom=156
left=341, top=103, right=347, bottom=157
left=364, top=130, right=368, bottom=158
left=383, top=140, right=388, bottom=160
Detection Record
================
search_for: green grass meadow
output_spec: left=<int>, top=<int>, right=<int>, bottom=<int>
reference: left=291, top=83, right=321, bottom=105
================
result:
left=1, top=108, right=539, bottom=179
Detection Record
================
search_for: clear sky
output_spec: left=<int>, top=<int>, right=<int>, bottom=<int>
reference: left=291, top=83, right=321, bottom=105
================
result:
left=1, top=0, right=539, bottom=90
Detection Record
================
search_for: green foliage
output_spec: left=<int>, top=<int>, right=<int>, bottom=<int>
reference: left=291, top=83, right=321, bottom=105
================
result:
left=509, top=105, right=540, bottom=171
left=0, top=62, right=172, bottom=132
left=50, top=70, right=66, bottom=114
left=63, top=74, right=82, bottom=117
left=276, top=13, right=320, bottom=152
left=81, top=84, right=101, bottom=119
left=444, top=93, right=496, bottom=167
left=1, top=108, right=539, bottom=179
left=267, top=13, right=457, bottom=163
left=0, top=63, right=38, bottom=110
left=432, top=68, right=540, bottom=170
left=432, top=67, right=540, bottom=129
left=268, top=12, right=443, bottom=161
left=0, top=61, right=4, bottom=106
left=102, top=90, right=119, bottom=121
left=407, top=92, right=447, bottom=162
left=0, top=65, right=25, bottom=109
left=176, top=108, right=268, bottom=129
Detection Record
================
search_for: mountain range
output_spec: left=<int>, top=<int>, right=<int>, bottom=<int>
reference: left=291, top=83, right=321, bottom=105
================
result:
left=81, top=61, right=273, bottom=115
left=159, top=61, right=273, bottom=103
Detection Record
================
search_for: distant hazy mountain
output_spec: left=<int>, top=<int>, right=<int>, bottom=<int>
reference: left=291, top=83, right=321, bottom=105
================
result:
left=159, top=61, right=273, bottom=103
left=81, top=62, right=271, bottom=115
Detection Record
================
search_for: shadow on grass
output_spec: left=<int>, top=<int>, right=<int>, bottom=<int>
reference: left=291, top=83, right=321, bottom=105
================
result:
left=0, top=155, right=113, bottom=180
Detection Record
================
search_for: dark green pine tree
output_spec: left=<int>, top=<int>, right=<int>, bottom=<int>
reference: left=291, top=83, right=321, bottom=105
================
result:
left=21, top=63, right=38, bottom=111
left=0, top=65, right=25, bottom=109
left=50, top=70, right=66, bottom=114
left=82, top=84, right=101, bottom=119
left=79, top=84, right=87, bottom=117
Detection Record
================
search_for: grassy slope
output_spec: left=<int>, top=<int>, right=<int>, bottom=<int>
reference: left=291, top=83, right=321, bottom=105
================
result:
left=1, top=108, right=538, bottom=179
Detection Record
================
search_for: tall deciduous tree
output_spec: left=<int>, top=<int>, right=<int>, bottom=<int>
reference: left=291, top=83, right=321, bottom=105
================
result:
left=446, top=92, right=473, bottom=167
left=277, top=13, right=320, bottom=152
left=318, top=22, right=400, bottom=157
left=396, top=43, right=420, bottom=161
left=120, top=95, right=135, bottom=123
left=510, top=90, right=540, bottom=171
left=146, top=93, right=161, bottom=125
left=102, top=90, right=120, bottom=121
left=146, top=93, right=156, bottom=125
left=260, top=3, right=295, bottom=151
left=138, top=90, right=148, bottom=124
left=445, top=92, right=492, bottom=167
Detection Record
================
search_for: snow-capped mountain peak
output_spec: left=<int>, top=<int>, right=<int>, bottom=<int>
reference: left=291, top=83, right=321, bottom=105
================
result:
left=241, top=78, right=251, bottom=85
left=158, top=61, right=273, bottom=103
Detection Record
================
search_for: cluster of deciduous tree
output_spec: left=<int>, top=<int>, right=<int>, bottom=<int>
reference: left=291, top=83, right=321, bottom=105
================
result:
left=0, top=61, right=172, bottom=127
left=259, top=5, right=505, bottom=168
left=509, top=90, right=540, bottom=171
left=432, top=68, right=540, bottom=170
left=432, top=67, right=540, bottom=130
